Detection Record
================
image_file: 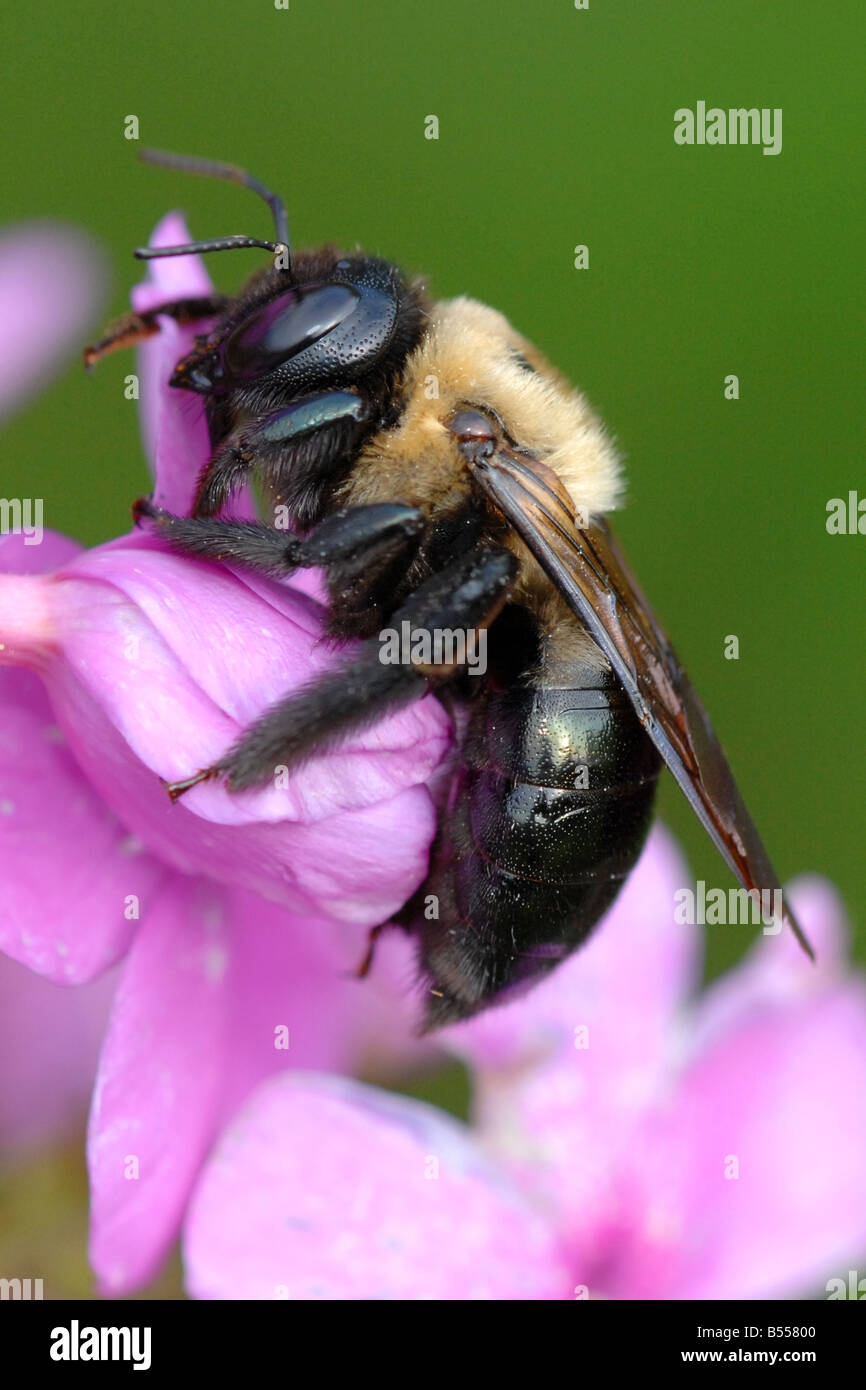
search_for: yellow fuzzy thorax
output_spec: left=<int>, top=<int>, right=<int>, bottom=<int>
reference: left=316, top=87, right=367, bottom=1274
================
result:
left=341, top=295, right=622, bottom=524
left=336, top=296, right=619, bottom=676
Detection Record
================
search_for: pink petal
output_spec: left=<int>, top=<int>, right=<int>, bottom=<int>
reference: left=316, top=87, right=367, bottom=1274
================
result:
left=184, top=1073, right=570, bottom=1299
left=0, top=223, right=106, bottom=419
left=441, top=826, right=699, bottom=1262
left=686, top=875, right=850, bottom=1056
left=89, top=885, right=434, bottom=1295
left=217, top=894, right=437, bottom=1124
left=575, top=878, right=866, bottom=1298
left=0, top=528, right=82, bottom=574
left=0, top=666, right=163, bottom=981
left=21, top=544, right=448, bottom=928
left=40, top=649, right=442, bottom=929
left=0, top=951, right=116, bottom=1157
left=0, top=534, right=166, bottom=982
left=61, top=541, right=450, bottom=823
left=132, top=213, right=253, bottom=518
left=609, top=982, right=866, bottom=1299
left=88, top=874, right=234, bottom=1294
left=130, top=212, right=213, bottom=314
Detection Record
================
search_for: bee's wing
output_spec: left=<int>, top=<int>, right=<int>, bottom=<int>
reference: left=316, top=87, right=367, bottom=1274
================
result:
left=469, top=445, right=813, bottom=958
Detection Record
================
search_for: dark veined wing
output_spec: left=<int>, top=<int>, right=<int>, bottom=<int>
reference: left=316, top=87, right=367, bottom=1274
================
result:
left=468, top=444, right=813, bottom=959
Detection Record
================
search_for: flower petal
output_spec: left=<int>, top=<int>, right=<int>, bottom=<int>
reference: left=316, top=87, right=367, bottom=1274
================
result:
left=61, top=542, right=451, bottom=823
left=23, top=544, right=448, bottom=927
left=184, top=1073, right=569, bottom=1299
left=88, top=874, right=233, bottom=1294
left=132, top=213, right=253, bottom=518
left=40, top=661, right=441, bottom=930
left=441, top=827, right=700, bottom=1263
left=89, top=886, right=434, bottom=1295
left=0, top=223, right=106, bottom=419
left=216, top=893, right=436, bottom=1123
left=130, top=212, right=213, bottom=315
left=583, top=879, right=866, bottom=1298
left=0, top=951, right=116, bottom=1157
left=686, top=875, right=850, bottom=1056
left=0, top=528, right=82, bottom=574
left=0, top=534, right=166, bottom=982
left=608, top=981, right=866, bottom=1299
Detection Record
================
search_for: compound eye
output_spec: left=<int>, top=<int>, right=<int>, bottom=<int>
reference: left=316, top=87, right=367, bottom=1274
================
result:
left=223, top=283, right=361, bottom=380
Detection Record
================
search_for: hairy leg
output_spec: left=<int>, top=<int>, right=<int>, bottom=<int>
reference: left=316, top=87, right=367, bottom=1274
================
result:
left=165, top=545, right=518, bottom=798
left=192, top=392, right=368, bottom=521
left=83, top=295, right=227, bottom=367
left=135, top=498, right=425, bottom=577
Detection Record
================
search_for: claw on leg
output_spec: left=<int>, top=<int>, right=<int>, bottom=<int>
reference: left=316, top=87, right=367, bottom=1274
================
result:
left=162, top=767, right=217, bottom=803
left=133, top=495, right=160, bottom=525
left=346, top=923, right=387, bottom=980
left=83, top=294, right=227, bottom=369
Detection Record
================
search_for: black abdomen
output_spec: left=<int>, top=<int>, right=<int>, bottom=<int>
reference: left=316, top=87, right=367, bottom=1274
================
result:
left=417, top=673, right=662, bottom=1027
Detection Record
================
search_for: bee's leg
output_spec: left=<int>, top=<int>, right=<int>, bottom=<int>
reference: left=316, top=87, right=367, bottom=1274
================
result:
left=135, top=498, right=424, bottom=578
left=83, top=295, right=227, bottom=368
left=190, top=434, right=252, bottom=518
left=347, top=922, right=389, bottom=980
left=166, top=545, right=518, bottom=798
left=193, top=393, right=368, bottom=520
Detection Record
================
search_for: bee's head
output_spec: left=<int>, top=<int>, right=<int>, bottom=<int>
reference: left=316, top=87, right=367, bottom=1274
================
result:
left=132, top=149, right=427, bottom=416
left=171, top=254, right=410, bottom=401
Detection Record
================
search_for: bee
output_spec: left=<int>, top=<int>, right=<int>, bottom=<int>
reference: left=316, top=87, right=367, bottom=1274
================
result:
left=87, top=150, right=812, bottom=1028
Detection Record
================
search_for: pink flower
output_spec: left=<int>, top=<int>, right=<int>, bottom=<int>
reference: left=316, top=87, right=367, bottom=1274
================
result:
left=5, top=214, right=866, bottom=1306
left=181, top=828, right=866, bottom=1301
left=0, top=224, right=116, bottom=1160
left=0, top=216, right=449, bottom=1291
left=0, top=943, right=115, bottom=1163
left=0, top=530, right=449, bottom=970
left=0, top=222, right=105, bottom=420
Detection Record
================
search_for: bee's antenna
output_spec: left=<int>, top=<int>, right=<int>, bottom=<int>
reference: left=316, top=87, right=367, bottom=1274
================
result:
left=137, top=148, right=292, bottom=270
left=134, top=235, right=286, bottom=262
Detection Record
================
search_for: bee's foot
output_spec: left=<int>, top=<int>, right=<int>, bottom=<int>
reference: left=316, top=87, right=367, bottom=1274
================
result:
left=132, top=495, right=158, bottom=525
left=133, top=495, right=175, bottom=527
left=343, top=923, right=387, bottom=981
left=162, top=767, right=217, bottom=803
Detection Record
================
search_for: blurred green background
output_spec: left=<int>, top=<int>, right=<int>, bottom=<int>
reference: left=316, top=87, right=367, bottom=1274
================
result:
left=1, top=0, right=864, bottom=1295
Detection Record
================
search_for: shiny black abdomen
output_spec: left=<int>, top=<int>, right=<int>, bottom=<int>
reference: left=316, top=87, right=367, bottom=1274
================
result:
left=418, top=671, right=662, bottom=1025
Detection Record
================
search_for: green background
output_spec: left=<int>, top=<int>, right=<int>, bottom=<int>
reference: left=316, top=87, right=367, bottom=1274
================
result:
left=1, top=0, right=864, bottom=1294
